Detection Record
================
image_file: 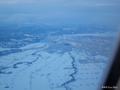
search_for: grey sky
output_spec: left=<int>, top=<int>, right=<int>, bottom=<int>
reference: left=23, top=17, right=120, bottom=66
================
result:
left=0, top=0, right=120, bottom=26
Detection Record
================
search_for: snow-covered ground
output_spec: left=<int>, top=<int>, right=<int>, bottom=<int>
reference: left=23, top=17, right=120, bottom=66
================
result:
left=0, top=41, right=108, bottom=90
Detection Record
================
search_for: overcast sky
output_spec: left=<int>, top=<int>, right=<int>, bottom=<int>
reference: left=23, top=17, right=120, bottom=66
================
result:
left=0, top=0, right=120, bottom=26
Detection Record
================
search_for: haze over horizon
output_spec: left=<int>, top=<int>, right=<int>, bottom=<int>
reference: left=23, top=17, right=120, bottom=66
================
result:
left=0, top=0, right=120, bottom=27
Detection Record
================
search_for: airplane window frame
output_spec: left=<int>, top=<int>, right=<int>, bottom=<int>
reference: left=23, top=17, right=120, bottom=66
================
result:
left=99, top=31, right=120, bottom=90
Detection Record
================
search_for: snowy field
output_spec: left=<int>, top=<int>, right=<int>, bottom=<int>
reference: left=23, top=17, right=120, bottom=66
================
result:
left=0, top=46, right=106, bottom=90
left=0, top=33, right=114, bottom=90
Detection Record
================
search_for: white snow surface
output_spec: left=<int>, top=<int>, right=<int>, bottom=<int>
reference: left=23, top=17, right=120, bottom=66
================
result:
left=0, top=42, right=107, bottom=90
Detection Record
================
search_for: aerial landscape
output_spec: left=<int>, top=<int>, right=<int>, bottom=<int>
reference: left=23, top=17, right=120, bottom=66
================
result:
left=0, top=24, right=117, bottom=90
left=0, top=0, right=120, bottom=90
